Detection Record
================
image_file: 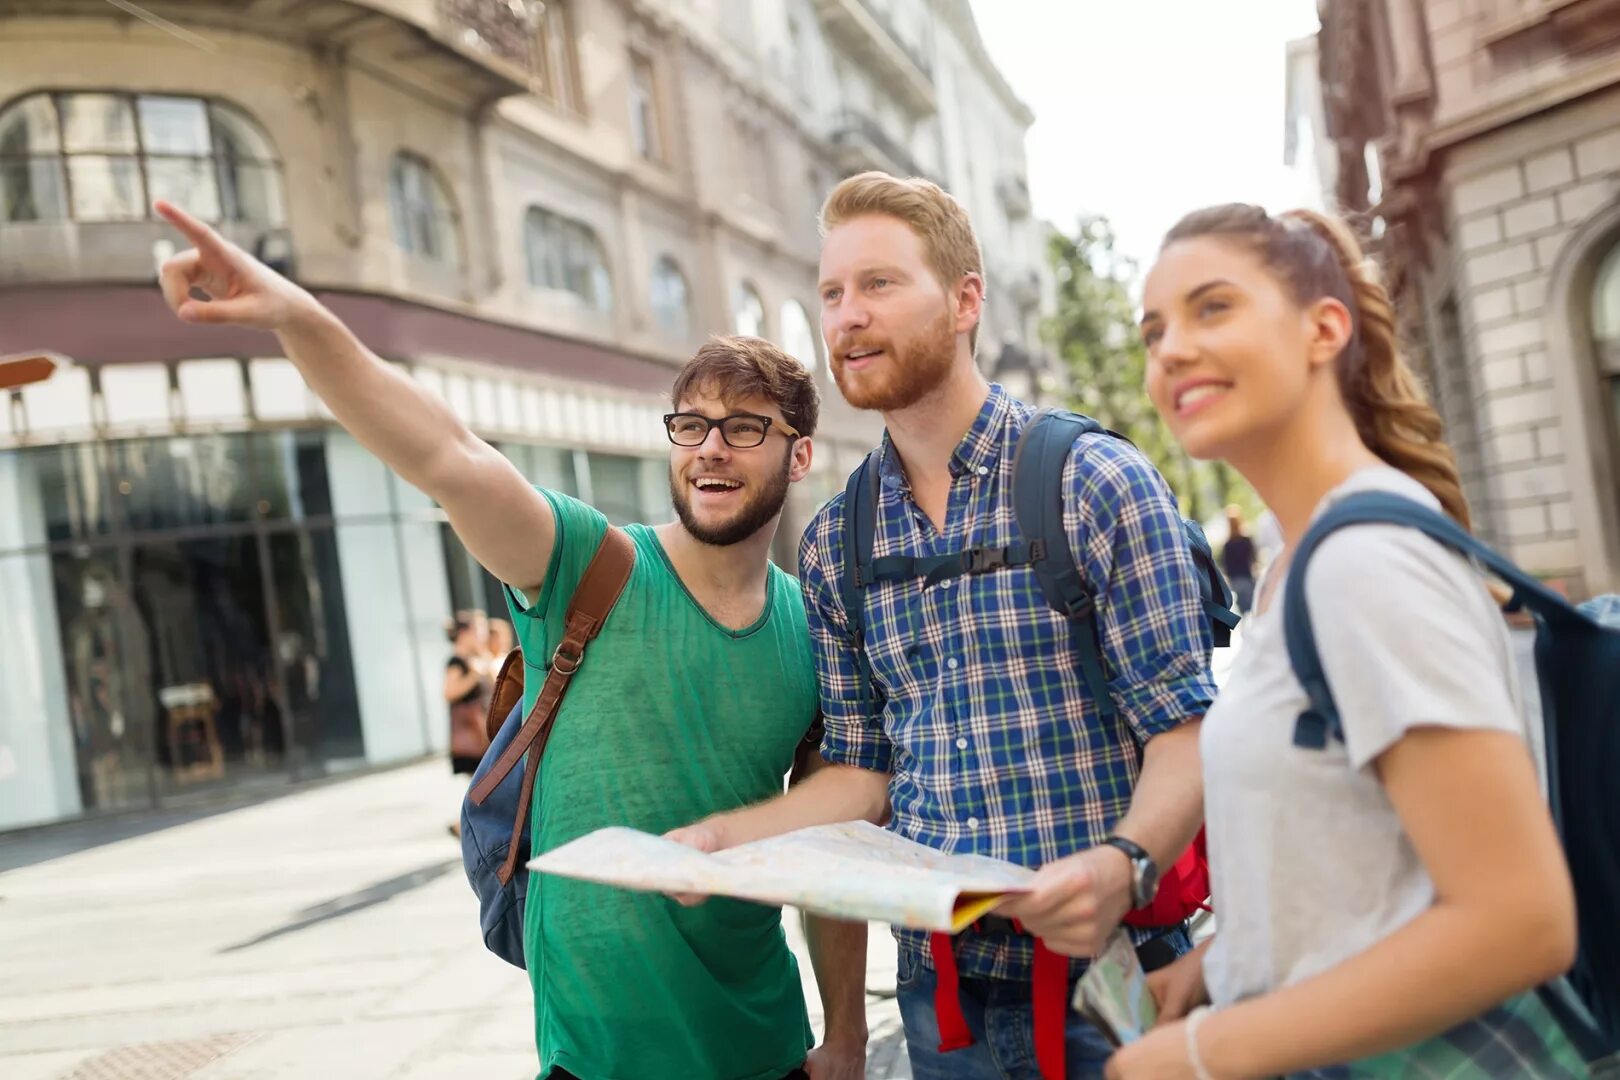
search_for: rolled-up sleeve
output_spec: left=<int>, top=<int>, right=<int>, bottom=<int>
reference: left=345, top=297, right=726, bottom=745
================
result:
left=1066, top=436, right=1217, bottom=743
left=798, top=498, right=896, bottom=774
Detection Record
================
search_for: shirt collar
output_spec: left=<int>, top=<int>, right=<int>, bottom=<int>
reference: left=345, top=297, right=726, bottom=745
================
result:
left=876, top=383, right=1011, bottom=486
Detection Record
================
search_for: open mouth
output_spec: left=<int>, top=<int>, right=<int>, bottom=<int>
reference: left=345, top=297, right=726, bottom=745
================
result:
left=1175, top=382, right=1232, bottom=416
left=843, top=348, right=884, bottom=371
left=691, top=477, right=743, bottom=497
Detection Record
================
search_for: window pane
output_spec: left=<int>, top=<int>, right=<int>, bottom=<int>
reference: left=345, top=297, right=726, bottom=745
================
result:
left=255, top=430, right=334, bottom=521
left=588, top=453, right=644, bottom=525
left=208, top=103, right=277, bottom=162
left=0, top=94, right=60, bottom=154
left=734, top=284, right=765, bottom=337
left=66, top=156, right=145, bottom=221
left=217, top=160, right=285, bottom=225
left=779, top=300, right=817, bottom=369
left=1595, top=243, right=1620, bottom=343
left=138, top=96, right=212, bottom=156
left=1, top=158, right=68, bottom=221
left=110, top=435, right=256, bottom=532
left=59, top=94, right=138, bottom=154
left=147, top=157, right=221, bottom=220
left=651, top=257, right=689, bottom=337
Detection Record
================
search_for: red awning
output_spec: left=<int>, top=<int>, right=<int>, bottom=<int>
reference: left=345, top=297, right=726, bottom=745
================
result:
left=0, top=284, right=676, bottom=395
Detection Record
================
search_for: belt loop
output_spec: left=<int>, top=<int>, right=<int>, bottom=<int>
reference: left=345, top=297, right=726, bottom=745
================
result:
left=928, top=932, right=974, bottom=1053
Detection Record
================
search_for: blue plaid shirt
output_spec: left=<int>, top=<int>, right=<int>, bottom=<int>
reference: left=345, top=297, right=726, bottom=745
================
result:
left=799, top=386, right=1218, bottom=980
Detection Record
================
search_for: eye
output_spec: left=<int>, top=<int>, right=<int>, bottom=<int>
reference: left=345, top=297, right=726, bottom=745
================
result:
left=673, top=417, right=707, bottom=436
left=1197, top=298, right=1229, bottom=318
left=1141, top=325, right=1163, bottom=348
left=731, top=419, right=766, bottom=438
left=869, top=277, right=890, bottom=290
left=822, top=287, right=842, bottom=304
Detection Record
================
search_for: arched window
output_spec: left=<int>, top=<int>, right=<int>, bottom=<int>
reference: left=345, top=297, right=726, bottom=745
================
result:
left=388, top=152, right=459, bottom=264
left=0, top=92, right=283, bottom=224
left=733, top=282, right=766, bottom=338
left=524, top=207, right=613, bottom=312
left=649, top=255, right=691, bottom=340
left=1596, top=240, right=1620, bottom=451
left=778, top=299, right=817, bottom=370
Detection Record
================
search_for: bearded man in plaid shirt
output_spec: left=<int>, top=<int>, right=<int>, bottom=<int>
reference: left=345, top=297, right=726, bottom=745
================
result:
left=671, top=173, right=1219, bottom=1080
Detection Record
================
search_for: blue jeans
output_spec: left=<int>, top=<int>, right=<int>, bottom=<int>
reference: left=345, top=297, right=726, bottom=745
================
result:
left=895, top=931, right=1192, bottom=1080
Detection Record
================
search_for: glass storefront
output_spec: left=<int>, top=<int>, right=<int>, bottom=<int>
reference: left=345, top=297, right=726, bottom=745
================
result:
left=0, top=427, right=674, bottom=830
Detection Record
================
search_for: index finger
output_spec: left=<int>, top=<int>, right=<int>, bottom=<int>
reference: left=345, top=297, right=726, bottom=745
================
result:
left=153, top=200, right=232, bottom=257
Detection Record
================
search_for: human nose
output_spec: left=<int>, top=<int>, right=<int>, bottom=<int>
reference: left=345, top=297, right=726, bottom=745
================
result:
left=1153, top=320, right=1198, bottom=368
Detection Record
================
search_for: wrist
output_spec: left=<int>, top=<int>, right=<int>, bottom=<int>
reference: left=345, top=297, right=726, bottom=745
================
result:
left=820, top=1019, right=869, bottom=1051
left=1194, top=1007, right=1252, bottom=1080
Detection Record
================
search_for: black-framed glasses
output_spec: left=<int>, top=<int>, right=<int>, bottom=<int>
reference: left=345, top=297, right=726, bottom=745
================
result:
left=663, top=412, right=801, bottom=449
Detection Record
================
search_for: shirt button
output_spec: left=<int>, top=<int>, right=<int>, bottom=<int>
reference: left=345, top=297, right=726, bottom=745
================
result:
left=966, top=817, right=980, bottom=829
left=939, top=578, right=953, bottom=588
left=946, top=657, right=959, bottom=670
left=976, top=466, right=989, bottom=477
left=955, top=737, right=968, bottom=750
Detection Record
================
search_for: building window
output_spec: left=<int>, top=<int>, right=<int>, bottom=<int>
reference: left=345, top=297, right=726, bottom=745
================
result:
left=629, top=52, right=662, bottom=161
left=779, top=299, right=817, bottom=370
left=730, top=112, right=776, bottom=207
left=650, top=255, right=691, bottom=340
left=525, top=207, right=613, bottom=312
left=734, top=282, right=766, bottom=337
left=535, top=0, right=584, bottom=113
left=0, top=92, right=283, bottom=224
left=388, top=152, right=459, bottom=264
left=1596, top=241, right=1620, bottom=459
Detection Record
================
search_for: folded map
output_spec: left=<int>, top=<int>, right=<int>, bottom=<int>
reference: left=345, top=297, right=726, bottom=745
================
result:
left=529, top=820, right=1036, bottom=931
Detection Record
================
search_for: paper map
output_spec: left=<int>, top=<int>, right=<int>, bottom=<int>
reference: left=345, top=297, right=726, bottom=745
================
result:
left=529, top=820, right=1036, bottom=931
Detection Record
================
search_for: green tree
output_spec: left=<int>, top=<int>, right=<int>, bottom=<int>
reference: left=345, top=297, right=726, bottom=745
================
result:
left=1042, top=216, right=1258, bottom=526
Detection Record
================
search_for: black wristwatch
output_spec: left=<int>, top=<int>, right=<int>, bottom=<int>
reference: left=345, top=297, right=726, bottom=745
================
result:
left=1103, top=836, right=1160, bottom=908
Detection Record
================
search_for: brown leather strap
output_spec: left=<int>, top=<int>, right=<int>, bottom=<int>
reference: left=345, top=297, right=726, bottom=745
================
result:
left=485, top=648, right=526, bottom=744
left=467, top=525, right=636, bottom=885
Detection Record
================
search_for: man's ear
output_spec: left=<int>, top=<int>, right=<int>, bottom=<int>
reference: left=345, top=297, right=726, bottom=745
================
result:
left=953, top=272, right=985, bottom=338
left=788, top=436, right=813, bottom=483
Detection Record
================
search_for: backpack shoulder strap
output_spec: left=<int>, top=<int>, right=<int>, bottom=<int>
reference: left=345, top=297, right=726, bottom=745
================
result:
left=1282, top=490, right=1567, bottom=748
left=1011, top=408, right=1117, bottom=717
left=840, top=451, right=884, bottom=719
left=468, top=525, right=636, bottom=883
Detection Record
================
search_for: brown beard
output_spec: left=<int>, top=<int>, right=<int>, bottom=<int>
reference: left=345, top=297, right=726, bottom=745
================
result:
left=668, top=446, right=793, bottom=547
left=831, top=306, right=957, bottom=412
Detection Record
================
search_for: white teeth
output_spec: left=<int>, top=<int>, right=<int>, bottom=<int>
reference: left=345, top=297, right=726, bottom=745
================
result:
left=1178, top=384, right=1229, bottom=409
left=694, top=478, right=741, bottom=491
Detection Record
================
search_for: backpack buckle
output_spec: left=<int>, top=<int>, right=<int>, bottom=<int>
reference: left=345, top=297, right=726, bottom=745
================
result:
left=964, top=547, right=1008, bottom=574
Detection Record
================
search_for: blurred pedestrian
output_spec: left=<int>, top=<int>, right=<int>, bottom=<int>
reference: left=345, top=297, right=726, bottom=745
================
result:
left=445, top=610, right=492, bottom=780
left=487, top=617, right=514, bottom=666
left=1220, top=505, right=1256, bottom=614
left=1102, top=204, right=1587, bottom=1078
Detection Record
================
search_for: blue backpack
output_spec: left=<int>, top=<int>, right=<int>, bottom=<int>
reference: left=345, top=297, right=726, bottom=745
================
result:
left=839, top=407, right=1239, bottom=722
left=459, top=526, right=635, bottom=968
left=1282, top=491, right=1620, bottom=1061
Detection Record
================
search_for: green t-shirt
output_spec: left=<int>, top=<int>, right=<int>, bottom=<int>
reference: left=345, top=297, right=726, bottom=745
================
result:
left=505, top=489, right=818, bottom=1080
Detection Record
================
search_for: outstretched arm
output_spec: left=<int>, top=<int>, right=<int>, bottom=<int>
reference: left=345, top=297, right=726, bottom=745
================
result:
left=156, top=201, right=554, bottom=594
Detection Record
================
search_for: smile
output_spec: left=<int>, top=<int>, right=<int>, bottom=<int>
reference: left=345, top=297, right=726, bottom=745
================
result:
left=1175, top=382, right=1232, bottom=416
left=692, top=477, right=742, bottom=493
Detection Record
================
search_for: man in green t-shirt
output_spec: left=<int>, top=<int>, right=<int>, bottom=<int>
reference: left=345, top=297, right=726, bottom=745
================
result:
left=155, top=201, right=869, bottom=1080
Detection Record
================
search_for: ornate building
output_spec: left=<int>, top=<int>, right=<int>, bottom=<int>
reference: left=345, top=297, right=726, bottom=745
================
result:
left=1311, top=0, right=1620, bottom=599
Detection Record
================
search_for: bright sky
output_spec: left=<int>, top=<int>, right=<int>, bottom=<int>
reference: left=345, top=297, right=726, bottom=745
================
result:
left=971, top=0, right=1323, bottom=276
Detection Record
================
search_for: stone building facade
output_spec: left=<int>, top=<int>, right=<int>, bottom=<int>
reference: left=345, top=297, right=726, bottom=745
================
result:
left=1313, top=0, right=1620, bottom=598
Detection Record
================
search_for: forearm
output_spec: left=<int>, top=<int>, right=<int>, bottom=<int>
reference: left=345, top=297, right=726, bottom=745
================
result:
left=1112, top=720, right=1203, bottom=868
left=277, top=306, right=477, bottom=496
left=804, top=914, right=870, bottom=1048
left=1200, top=903, right=1574, bottom=1078
left=712, top=764, right=890, bottom=848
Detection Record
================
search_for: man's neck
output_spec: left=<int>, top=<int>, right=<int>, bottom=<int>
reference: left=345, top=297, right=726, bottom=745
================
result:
left=883, top=359, right=992, bottom=486
left=655, top=519, right=776, bottom=598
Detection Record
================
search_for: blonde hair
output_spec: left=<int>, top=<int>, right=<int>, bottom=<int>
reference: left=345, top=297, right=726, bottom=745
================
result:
left=1163, top=204, right=1472, bottom=530
left=820, top=171, right=984, bottom=352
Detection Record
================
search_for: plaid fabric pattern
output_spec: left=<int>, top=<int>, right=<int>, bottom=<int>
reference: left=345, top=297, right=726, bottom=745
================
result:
left=799, top=386, right=1218, bottom=980
left=1295, top=990, right=1597, bottom=1078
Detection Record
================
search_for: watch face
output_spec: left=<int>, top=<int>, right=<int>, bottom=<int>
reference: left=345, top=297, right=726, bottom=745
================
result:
left=1138, top=859, right=1160, bottom=904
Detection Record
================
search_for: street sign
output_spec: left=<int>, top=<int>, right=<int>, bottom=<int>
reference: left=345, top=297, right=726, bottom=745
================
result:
left=0, top=353, right=60, bottom=390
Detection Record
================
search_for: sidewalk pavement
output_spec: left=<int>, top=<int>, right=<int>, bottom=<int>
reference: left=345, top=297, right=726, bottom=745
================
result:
left=0, top=762, right=911, bottom=1079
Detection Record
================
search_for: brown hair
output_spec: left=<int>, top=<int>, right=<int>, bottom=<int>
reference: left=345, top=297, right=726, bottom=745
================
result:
left=670, top=335, right=820, bottom=437
left=1162, top=204, right=1472, bottom=529
left=820, top=171, right=984, bottom=352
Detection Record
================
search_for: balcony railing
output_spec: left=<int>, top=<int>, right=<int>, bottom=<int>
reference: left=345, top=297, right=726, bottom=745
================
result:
left=813, top=0, right=936, bottom=115
left=830, top=110, right=924, bottom=179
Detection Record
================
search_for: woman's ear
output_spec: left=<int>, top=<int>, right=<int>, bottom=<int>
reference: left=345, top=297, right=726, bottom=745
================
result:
left=1305, top=297, right=1355, bottom=370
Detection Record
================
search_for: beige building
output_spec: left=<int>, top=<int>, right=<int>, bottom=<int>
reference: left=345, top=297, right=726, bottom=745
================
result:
left=0, top=0, right=1049, bottom=829
left=1310, top=0, right=1620, bottom=599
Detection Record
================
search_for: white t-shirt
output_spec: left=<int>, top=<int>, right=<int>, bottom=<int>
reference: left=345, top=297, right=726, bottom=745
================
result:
left=1201, top=466, right=1526, bottom=1007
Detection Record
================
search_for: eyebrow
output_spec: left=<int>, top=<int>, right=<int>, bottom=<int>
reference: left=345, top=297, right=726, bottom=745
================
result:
left=1139, top=279, right=1236, bottom=327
